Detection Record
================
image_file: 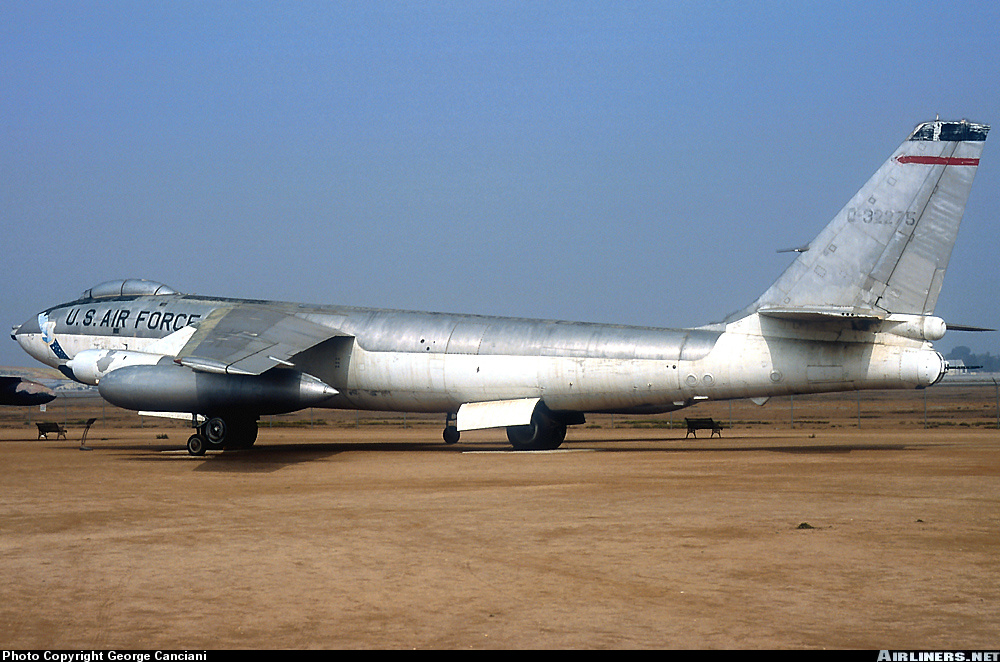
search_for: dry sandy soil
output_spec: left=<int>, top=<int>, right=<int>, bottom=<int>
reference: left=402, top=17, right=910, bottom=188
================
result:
left=1, top=390, right=998, bottom=649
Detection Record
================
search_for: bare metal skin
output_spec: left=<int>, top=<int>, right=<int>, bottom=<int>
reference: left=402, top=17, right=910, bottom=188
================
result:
left=12, top=119, right=989, bottom=453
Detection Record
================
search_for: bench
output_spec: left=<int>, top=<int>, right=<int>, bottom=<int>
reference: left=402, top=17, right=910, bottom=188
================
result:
left=36, top=422, right=68, bottom=440
left=685, top=417, right=723, bottom=438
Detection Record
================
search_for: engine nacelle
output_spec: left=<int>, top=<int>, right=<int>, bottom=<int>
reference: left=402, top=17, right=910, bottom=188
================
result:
left=67, top=349, right=168, bottom=385
left=883, top=315, right=947, bottom=342
left=97, top=364, right=338, bottom=415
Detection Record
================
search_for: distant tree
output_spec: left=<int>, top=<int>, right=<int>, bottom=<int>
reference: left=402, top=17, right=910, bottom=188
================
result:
left=946, top=346, right=1000, bottom=372
left=983, top=353, right=1000, bottom=372
left=946, top=346, right=972, bottom=363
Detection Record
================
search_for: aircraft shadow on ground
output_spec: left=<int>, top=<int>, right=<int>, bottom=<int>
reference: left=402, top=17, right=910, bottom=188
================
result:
left=100, top=436, right=926, bottom=472
left=120, top=441, right=455, bottom=472
left=599, top=440, right=917, bottom=454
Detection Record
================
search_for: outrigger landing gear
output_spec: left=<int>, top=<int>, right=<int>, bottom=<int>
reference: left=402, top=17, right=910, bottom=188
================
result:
left=443, top=412, right=460, bottom=445
left=185, top=415, right=259, bottom=456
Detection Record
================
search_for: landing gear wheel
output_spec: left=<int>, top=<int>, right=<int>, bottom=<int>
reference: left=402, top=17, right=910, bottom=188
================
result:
left=224, top=419, right=259, bottom=450
left=443, top=426, right=460, bottom=445
left=506, top=408, right=567, bottom=451
left=204, top=417, right=227, bottom=448
left=187, top=434, right=207, bottom=456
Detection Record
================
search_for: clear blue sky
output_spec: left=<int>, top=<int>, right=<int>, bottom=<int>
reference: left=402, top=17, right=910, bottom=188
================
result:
left=2, top=1, right=998, bottom=367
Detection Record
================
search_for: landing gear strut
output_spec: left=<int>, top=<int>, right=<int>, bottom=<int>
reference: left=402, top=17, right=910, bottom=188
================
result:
left=443, top=412, right=460, bottom=444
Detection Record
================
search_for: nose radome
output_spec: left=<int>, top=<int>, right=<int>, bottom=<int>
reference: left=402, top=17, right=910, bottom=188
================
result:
left=13, top=314, right=41, bottom=337
left=12, top=314, right=51, bottom=365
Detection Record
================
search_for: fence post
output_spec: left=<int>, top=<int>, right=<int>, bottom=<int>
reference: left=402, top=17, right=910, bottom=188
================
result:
left=994, top=378, right=999, bottom=430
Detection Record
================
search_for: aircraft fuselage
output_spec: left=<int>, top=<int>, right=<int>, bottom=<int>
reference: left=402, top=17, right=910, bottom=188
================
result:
left=15, top=292, right=944, bottom=417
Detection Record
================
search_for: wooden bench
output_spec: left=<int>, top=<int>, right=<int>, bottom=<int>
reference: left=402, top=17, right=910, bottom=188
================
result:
left=36, top=422, right=68, bottom=440
left=684, top=417, right=722, bottom=438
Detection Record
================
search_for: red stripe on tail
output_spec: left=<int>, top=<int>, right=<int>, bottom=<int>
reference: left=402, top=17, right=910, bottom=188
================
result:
left=896, top=155, right=980, bottom=166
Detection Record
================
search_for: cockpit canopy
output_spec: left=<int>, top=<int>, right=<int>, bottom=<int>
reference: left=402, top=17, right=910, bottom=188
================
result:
left=80, top=279, right=180, bottom=300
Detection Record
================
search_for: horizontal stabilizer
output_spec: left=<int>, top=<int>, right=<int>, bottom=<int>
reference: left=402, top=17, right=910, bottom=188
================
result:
left=758, top=307, right=884, bottom=323
left=759, top=307, right=952, bottom=341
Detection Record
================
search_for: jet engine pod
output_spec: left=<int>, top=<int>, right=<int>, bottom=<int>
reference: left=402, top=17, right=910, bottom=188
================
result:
left=97, top=364, right=338, bottom=414
left=67, top=349, right=167, bottom=385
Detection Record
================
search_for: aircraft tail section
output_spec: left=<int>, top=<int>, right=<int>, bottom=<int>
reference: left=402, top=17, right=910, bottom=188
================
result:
left=742, top=119, right=989, bottom=320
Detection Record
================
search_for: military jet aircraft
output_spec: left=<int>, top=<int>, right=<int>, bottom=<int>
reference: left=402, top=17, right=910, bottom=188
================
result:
left=0, top=375, right=56, bottom=406
left=11, top=119, right=990, bottom=454
left=0, top=366, right=98, bottom=406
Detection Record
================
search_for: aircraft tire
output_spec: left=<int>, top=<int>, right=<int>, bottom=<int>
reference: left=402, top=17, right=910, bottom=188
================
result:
left=187, top=434, right=207, bottom=456
left=204, top=417, right=227, bottom=447
left=224, top=419, right=259, bottom=450
left=506, top=409, right=566, bottom=451
left=443, top=426, right=460, bottom=445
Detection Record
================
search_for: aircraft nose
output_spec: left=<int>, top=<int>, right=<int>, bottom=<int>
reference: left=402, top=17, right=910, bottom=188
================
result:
left=12, top=314, right=41, bottom=341
left=11, top=313, right=50, bottom=364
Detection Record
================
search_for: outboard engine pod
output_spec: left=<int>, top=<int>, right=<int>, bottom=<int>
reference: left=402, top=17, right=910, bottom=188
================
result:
left=97, top=364, right=338, bottom=415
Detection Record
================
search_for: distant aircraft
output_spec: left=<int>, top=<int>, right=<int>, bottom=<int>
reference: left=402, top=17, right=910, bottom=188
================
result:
left=10, top=119, right=990, bottom=454
left=0, top=375, right=55, bottom=406
left=0, top=366, right=98, bottom=406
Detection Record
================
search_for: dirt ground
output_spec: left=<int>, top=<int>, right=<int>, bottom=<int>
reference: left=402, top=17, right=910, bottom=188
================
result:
left=1, top=389, right=998, bottom=649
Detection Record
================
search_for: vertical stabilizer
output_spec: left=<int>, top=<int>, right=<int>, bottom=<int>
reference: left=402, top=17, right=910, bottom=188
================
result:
left=742, top=119, right=988, bottom=319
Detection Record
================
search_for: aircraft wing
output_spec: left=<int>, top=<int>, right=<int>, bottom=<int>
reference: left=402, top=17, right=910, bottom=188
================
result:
left=175, top=305, right=349, bottom=376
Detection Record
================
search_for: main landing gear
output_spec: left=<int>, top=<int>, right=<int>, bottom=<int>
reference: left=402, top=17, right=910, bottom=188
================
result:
left=186, top=415, right=259, bottom=456
left=440, top=405, right=580, bottom=451
left=505, top=405, right=568, bottom=451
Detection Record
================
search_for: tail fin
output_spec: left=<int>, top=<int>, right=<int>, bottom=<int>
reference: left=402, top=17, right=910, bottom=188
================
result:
left=741, top=119, right=989, bottom=320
